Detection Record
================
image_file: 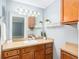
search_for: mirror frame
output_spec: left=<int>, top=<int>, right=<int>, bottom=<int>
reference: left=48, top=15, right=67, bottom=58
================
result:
left=10, top=13, right=28, bottom=40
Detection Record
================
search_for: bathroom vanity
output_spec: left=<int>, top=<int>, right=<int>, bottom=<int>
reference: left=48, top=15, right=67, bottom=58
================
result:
left=2, top=39, right=54, bottom=59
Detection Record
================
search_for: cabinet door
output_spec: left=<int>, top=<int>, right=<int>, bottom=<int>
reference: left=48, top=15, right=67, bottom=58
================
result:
left=61, top=51, right=71, bottom=59
left=46, top=53, right=53, bottom=59
left=61, top=50, right=78, bottom=59
left=62, top=0, right=78, bottom=22
left=35, top=50, right=45, bottom=59
left=22, top=52, right=34, bottom=59
left=71, top=55, right=78, bottom=59
left=5, top=55, right=20, bottom=59
left=78, top=0, right=79, bottom=21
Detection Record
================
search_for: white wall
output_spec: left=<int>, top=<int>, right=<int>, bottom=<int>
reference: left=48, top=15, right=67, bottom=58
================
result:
left=0, top=0, right=6, bottom=17
left=45, top=25, right=77, bottom=59
left=44, top=0, right=78, bottom=59
left=78, top=22, right=79, bottom=45
left=0, top=0, right=2, bottom=17
left=44, top=0, right=60, bottom=25
left=77, top=22, right=79, bottom=58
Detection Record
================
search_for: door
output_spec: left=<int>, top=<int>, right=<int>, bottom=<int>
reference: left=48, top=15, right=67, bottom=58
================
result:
left=62, top=0, right=78, bottom=22
left=35, top=50, right=45, bottom=59
left=22, top=52, right=34, bottom=59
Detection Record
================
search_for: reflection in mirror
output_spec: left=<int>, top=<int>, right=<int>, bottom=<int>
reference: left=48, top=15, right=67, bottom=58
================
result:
left=12, top=17, right=24, bottom=38
left=28, top=16, right=36, bottom=30
left=27, top=16, right=36, bottom=39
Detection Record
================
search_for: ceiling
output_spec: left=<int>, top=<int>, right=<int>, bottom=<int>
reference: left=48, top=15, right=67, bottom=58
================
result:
left=12, top=0, right=55, bottom=9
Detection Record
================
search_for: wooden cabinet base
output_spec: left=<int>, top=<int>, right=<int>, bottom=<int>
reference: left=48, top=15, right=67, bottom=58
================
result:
left=46, top=54, right=53, bottom=59
left=35, top=50, right=45, bottom=59
left=2, top=43, right=53, bottom=59
left=61, top=50, right=78, bottom=59
left=4, top=55, right=20, bottom=59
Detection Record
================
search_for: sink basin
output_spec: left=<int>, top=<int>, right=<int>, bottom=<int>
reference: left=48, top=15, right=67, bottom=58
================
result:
left=23, top=40, right=38, bottom=44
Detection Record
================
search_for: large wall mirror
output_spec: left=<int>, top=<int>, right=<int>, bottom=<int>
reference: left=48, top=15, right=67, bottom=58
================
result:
left=0, top=0, right=45, bottom=42
left=12, top=17, right=24, bottom=38
left=10, top=14, right=27, bottom=41
left=10, top=14, right=43, bottom=41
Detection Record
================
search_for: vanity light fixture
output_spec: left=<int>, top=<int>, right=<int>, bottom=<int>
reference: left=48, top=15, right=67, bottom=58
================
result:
left=22, top=9, right=28, bottom=15
left=15, top=8, right=40, bottom=17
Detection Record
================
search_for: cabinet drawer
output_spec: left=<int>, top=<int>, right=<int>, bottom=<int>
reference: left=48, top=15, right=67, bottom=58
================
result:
left=4, top=50, right=20, bottom=57
left=46, top=48, right=53, bottom=54
left=5, top=55, right=20, bottom=59
left=35, top=44, right=45, bottom=51
left=46, top=43, right=53, bottom=48
left=21, top=47, right=35, bottom=54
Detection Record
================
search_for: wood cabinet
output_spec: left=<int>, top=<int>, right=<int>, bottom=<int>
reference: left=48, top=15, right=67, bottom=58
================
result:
left=78, top=0, right=79, bottom=21
left=35, top=44, right=45, bottom=59
left=22, top=52, right=34, bottom=59
left=61, top=0, right=78, bottom=24
left=35, top=50, right=45, bottom=59
left=45, top=43, right=53, bottom=59
left=2, top=49, right=20, bottom=59
left=61, top=50, right=78, bottom=59
left=2, top=43, right=53, bottom=59
left=5, top=55, right=20, bottom=59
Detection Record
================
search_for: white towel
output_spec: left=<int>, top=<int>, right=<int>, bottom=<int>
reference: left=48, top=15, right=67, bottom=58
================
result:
left=0, top=19, right=7, bottom=45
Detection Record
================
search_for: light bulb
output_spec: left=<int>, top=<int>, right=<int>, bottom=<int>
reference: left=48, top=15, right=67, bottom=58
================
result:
left=19, top=8, right=23, bottom=12
left=33, top=11, right=37, bottom=15
left=25, top=9, right=28, bottom=13
left=29, top=10, right=32, bottom=14
left=37, top=12, right=40, bottom=16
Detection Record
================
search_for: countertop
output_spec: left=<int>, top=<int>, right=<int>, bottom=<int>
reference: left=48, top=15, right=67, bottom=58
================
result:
left=61, top=42, right=78, bottom=57
left=2, top=39, right=54, bottom=51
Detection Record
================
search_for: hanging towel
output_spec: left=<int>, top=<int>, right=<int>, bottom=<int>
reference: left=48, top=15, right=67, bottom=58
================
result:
left=0, top=19, right=7, bottom=45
